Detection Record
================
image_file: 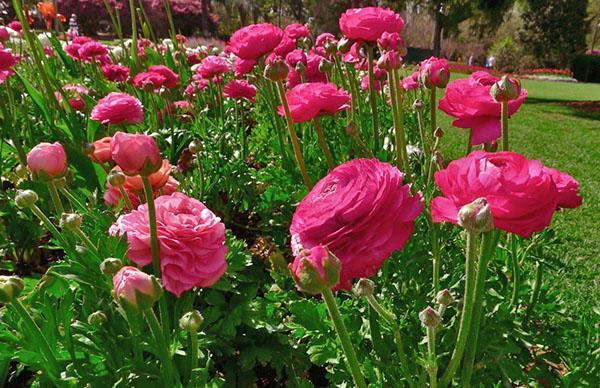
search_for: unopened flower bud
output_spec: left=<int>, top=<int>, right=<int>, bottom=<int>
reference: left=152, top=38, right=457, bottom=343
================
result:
left=290, top=246, right=341, bottom=294
left=210, top=46, right=220, bottom=55
left=294, top=61, right=306, bottom=73
left=188, top=139, right=203, bottom=154
left=432, top=151, right=444, bottom=167
left=419, top=306, right=441, bottom=328
left=337, top=37, right=352, bottom=54
left=100, top=257, right=123, bottom=276
left=263, top=57, right=289, bottom=82
left=113, top=266, right=163, bottom=312
left=346, top=121, right=359, bottom=137
left=15, top=164, right=28, bottom=180
left=53, top=176, right=67, bottom=189
left=15, top=190, right=38, bottom=208
left=87, top=311, right=107, bottom=327
left=377, top=51, right=401, bottom=71
left=490, top=75, right=521, bottom=102
left=0, top=276, right=24, bottom=303
left=484, top=140, right=498, bottom=152
left=83, top=142, right=95, bottom=156
left=179, top=310, right=204, bottom=332
left=60, top=213, right=82, bottom=231
left=412, top=99, right=423, bottom=111
left=107, top=170, right=126, bottom=187
left=318, top=58, right=333, bottom=73
left=354, top=278, right=375, bottom=297
left=458, top=198, right=493, bottom=233
left=436, top=289, right=453, bottom=306
left=434, top=127, right=444, bottom=138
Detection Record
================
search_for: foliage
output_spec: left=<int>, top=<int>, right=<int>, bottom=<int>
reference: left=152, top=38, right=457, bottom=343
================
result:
left=570, top=53, right=600, bottom=82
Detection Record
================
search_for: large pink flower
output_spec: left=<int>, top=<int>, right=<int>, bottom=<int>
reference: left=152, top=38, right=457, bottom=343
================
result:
left=132, top=71, right=166, bottom=90
left=339, top=7, right=404, bottom=42
left=101, top=64, right=130, bottom=82
left=27, top=142, right=67, bottom=180
left=233, top=57, right=256, bottom=77
left=110, top=192, right=228, bottom=296
left=290, top=158, right=423, bottom=289
left=91, top=92, right=144, bottom=125
left=431, top=151, right=559, bottom=237
left=438, top=71, right=527, bottom=145
left=223, top=79, right=257, bottom=102
left=229, top=23, right=283, bottom=60
left=284, top=23, right=311, bottom=40
left=195, top=55, right=230, bottom=78
left=279, top=82, right=350, bottom=123
left=543, top=167, right=583, bottom=209
left=147, top=65, right=179, bottom=88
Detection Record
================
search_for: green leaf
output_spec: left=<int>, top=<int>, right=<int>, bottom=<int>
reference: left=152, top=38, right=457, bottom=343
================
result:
left=15, top=71, right=52, bottom=126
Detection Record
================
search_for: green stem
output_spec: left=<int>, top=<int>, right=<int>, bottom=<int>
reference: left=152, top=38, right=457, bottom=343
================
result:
left=313, top=117, right=335, bottom=170
left=427, top=326, right=438, bottom=388
left=188, top=329, right=198, bottom=382
left=501, top=100, right=508, bottom=151
left=196, top=153, right=205, bottom=200
left=460, top=231, right=499, bottom=386
left=440, top=231, right=479, bottom=387
left=128, top=0, right=138, bottom=70
left=366, top=45, right=380, bottom=151
left=118, top=186, right=134, bottom=211
left=47, top=181, right=64, bottom=217
left=510, top=235, right=520, bottom=307
left=125, top=309, right=144, bottom=368
left=29, top=204, right=69, bottom=248
left=72, top=228, right=101, bottom=262
left=428, top=213, right=441, bottom=293
left=145, top=308, right=176, bottom=386
left=9, top=299, right=60, bottom=376
left=466, top=129, right=473, bottom=156
left=322, top=288, right=367, bottom=388
left=388, top=69, right=409, bottom=173
left=526, top=261, right=544, bottom=317
left=430, top=87, right=437, bottom=136
left=275, top=80, right=312, bottom=189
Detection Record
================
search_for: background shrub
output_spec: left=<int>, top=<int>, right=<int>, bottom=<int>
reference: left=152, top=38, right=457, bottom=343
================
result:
left=571, top=54, right=600, bottom=83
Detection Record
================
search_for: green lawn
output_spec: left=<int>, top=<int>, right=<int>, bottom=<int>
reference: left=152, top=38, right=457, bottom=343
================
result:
left=438, top=77, right=600, bottom=325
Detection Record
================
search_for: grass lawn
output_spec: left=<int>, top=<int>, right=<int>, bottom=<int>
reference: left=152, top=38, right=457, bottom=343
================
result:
left=438, top=77, right=600, bottom=331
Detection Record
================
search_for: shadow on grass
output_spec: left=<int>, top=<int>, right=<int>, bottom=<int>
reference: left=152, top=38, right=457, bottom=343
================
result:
left=525, top=98, right=600, bottom=121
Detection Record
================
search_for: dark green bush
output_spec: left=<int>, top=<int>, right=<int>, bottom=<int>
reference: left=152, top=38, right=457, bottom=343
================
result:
left=571, top=54, right=600, bottom=83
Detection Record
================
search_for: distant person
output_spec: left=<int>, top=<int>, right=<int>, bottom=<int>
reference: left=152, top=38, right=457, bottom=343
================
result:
left=468, top=55, right=475, bottom=66
left=486, top=56, right=496, bottom=69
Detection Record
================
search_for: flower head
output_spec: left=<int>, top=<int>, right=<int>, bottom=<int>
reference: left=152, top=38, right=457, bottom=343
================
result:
left=110, top=132, right=161, bottom=176
left=339, top=7, right=404, bottom=42
left=27, top=142, right=67, bottom=180
left=91, top=92, right=144, bottom=125
left=229, top=23, right=283, bottom=60
left=278, top=82, right=350, bottom=123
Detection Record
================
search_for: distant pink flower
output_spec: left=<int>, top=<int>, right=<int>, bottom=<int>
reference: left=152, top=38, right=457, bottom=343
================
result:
left=110, top=132, right=161, bottom=176
left=285, top=49, right=307, bottom=68
left=419, top=56, right=450, bottom=88
left=0, top=47, right=18, bottom=70
left=0, top=27, right=9, bottom=42
left=286, top=53, right=327, bottom=87
left=223, top=79, right=257, bottom=102
left=65, top=43, right=82, bottom=60
left=78, top=41, right=108, bottom=61
left=290, top=158, right=423, bottom=290
left=401, top=71, right=420, bottom=91
left=159, top=101, right=194, bottom=123
left=316, top=33, right=336, bottom=47
left=284, top=23, right=311, bottom=40
left=110, top=192, right=228, bottom=296
left=543, top=167, right=583, bottom=209
left=195, top=55, right=230, bottom=78
left=184, top=80, right=209, bottom=98
left=27, top=142, right=67, bottom=180
left=55, top=84, right=88, bottom=111
left=342, top=42, right=363, bottom=64
left=233, top=57, right=256, bottom=77
left=91, top=92, right=144, bottom=125
left=431, top=151, right=559, bottom=237
left=132, top=71, right=166, bottom=90
left=229, top=23, right=283, bottom=60
left=378, top=31, right=405, bottom=52
left=273, top=35, right=296, bottom=57
left=101, top=64, right=130, bottom=82
left=279, top=82, right=350, bottom=123
left=8, top=21, right=21, bottom=32
left=438, top=71, right=527, bottom=145
left=339, top=7, right=404, bottom=42
left=148, top=65, right=179, bottom=88
left=72, top=36, right=92, bottom=45
left=361, top=65, right=387, bottom=92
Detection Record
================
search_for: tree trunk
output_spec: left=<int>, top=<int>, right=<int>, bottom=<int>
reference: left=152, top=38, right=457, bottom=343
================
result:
left=432, top=3, right=443, bottom=57
left=201, top=0, right=210, bottom=37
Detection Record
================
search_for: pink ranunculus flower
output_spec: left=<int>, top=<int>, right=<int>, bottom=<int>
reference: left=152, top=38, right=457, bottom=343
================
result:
left=431, top=151, right=559, bottom=237
left=278, top=82, right=351, bottom=123
left=64, top=43, right=82, bottom=60
left=286, top=53, right=327, bottom=87
left=55, top=84, right=88, bottom=111
left=285, top=49, right=307, bottom=68
left=316, top=32, right=336, bottom=47
left=223, top=79, right=257, bottom=102
left=132, top=71, right=166, bottom=90
left=233, top=57, right=256, bottom=77
left=401, top=71, right=420, bottom=91
left=419, top=56, right=450, bottom=88
left=78, top=40, right=108, bottom=61
left=27, top=142, right=68, bottom=180
left=110, top=192, right=228, bottom=296
left=339, top=7, right=404, bottom=42
left=101, top=64, right=130, bottom=82
left=0, top=27, right=9, bottom=43
left=195, top=55, right=230, bottom=78
left=0, top=47, right=18, bottom=70
left=290, top=158, right=423, bottom=290
left=543, top=167, right=583, bottom=209
left=110, top=132, right=161, bottom=176
left=273, top=35, right=296, bottom=57
left=284, top=23, right=311, bottom=40
left=113, top=266, right=161, bottom=310
left=290, top=245, right=340, bottom=294
left=91, top=92, right=144, bottom=125
left=377, top=31, right=405, bottom=52
left=361, top=64, right=387, bottom=92
left=184, top=79, right=209, bottom=99
left=229, top=23, right=283, bottom=60
left=89, top=137, right=112, bottom=164
left=8, top=21, right=22, bottom=32
left=438, top=71, right=527, bottom=145
left=148, top=65, right=179, bottom=88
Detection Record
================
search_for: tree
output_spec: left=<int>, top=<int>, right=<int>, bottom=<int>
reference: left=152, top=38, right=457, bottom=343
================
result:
left=519, top=0, right=589, bottom=68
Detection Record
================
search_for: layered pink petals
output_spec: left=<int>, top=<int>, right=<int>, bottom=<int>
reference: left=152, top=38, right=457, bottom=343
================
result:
left=110, top=132, right=161, bottom=176
left=223, top=79, right=257, bottom=102
left=278, top=82, right=350, bottom=123
left=147, top=65, right=179, bottom=88
left=229, top=23, right=283, bottom=60
left=438, top=71, right=527, bottom=145
left=195, top=55, right=230, bottom=78
left=431, top=151, right=560, bottom=237
left=290, top=158, right=423, bottom=289
left=543, top=167, right=583, bottom=209
left=27, top=142, right=67, bottom=179
left=110, top=192, right=228, bottom=296
left=339, top=7, right=404, bottom=42
left=91, top=92, right=144, bottom=125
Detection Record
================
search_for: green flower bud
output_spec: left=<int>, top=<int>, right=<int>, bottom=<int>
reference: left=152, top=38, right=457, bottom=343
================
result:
left=107, top=170, right=126, bottom=187
left=188, top=139, right=203, bottom=154
left=294, top=61, right=306, bottom=73
left=290, top=246, right=341, bottom=295
left=434, top=127, right=444, bottom=138
left=436, top=289, right=454, bottom=306
left=0, top=276, right=25, bottom=303
left=419, top=306, right=441, bottom=328
left=458, top=198, right=494, bottom=233
left=15, top=190, right=38, bottom=209
left=87, top=311, right=107, bottom=327
left=318, top=58, right=333, bottom=73
left=490, top=75, right=521, bottom=102
left=100, top=258, right=124, bottom=276
left=263, top=58, right=289, bottom=82
left=337, top=37, right=352, bottom=54
left=412, top=99, right=424, bottom=111
left=60, top=213, right=82, bottom=231
left=354, top=278, right=375, bottom=297
left=179, top=310, right=204, bottom=332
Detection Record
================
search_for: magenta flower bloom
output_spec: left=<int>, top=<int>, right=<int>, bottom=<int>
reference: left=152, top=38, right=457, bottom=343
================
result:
left=110, top=192, right=228, bottom=296
left=401, top=71, right=420, bottom=91
left=290, top=158, right=423, bottom=289
left=315, top=32, right=336, bottom=47
left=101, top=64, right=130, bottom=82
left=233, top=57, right=256, bottom=77
left=110, top=132, right=161, bottom=176
left=78, top=40, right=108, bottom=61
left=8, top=21, right=22, bottom=32
left=147, top=65, right=179, bottom=88
left=284, top=23, right=311, bottom=40
left=195, top=55, right=230, bottom=79
left=438, top=71, right=527, bottom=145
left=431, top=151, right=559, bottom=237
left=543, top=167, right=583, bottom=209
left=0, top=47, right=18, bottom=70
left=54, top=84, right=88, bottom=111
left=273, top=35, right=296, bottom=57
left=285, top=49, right=307, bottom=68
left=223, top=79, right=257, bottom=102
left=27, top=142, right=67, bottom=180
left=229, top=23, right=283, bottom=60
left=0, top=27, right=9, bottom=42
left=132, top=71, right=167, bottom=90
left=91, top=92, right=144, bottom=125
left=339, top=7, right=404, bottom=42
left=278, top=82, right=351, bottom=123
left=286, top=53, right=327, bottom=87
